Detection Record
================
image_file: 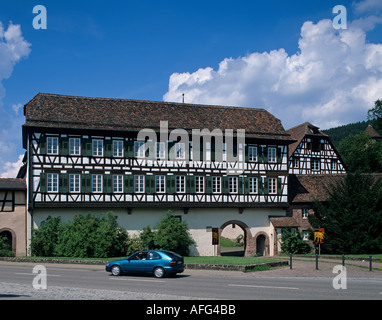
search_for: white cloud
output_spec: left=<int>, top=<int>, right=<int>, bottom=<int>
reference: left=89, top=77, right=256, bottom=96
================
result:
left=0, top=21, right=31, bottom=176
left=0, top=154, right=24, bottom=178
left=164, top=14, right=382, bottom=130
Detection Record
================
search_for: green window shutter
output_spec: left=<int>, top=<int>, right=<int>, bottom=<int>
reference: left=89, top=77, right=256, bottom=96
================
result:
left=277, top=177, right=282, bottom=195
left=244, top=177, right=249, bottom=194
left=222, top=176, right=229, bottom=194
left=168, top=142, right=175, bottom=160
left=146, top=175, right=155, bottom=194
left=259, top=177, right=264, bottom=195
left=40, top=172, right=47, bottom=193
left=263, top=147, right=268, bottom=163
left=82, top=139, right=92, bottom=156
left=104, top=140, right=113, bottom=157
left=124, top=175, right=134, bottom=193
left=81, top=174, right=91, bottom=193
left=238, top=176, right=244, bottom=194
left=245, top=145, right=249, bottom=162
left=205, top=176, right=212, bottom=194
left=125, top=140, right=134, bottom=158
left=277, top=147, right=282, bottom=164
left=40, top=135, right=47, bottom=155
left=59, top=173, right=68, bottom=194
left=186, top=175, right=195, bottom=194
left=263, top=177, right=269, bottom=195
left=103, top=174, right=112, bottom=194
left=166, top=175, right=176, bottom=194
left=60, top=137, right=69, bottom=156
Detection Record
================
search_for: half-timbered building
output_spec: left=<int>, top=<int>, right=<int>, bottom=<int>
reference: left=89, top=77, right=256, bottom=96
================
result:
left=287, top=122, right=346, bottom=175
left=22, top=93, right=296, bottom=256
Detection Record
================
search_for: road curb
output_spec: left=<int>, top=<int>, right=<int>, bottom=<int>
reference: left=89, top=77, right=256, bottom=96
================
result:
left=0, top=257, right=288, bottom=272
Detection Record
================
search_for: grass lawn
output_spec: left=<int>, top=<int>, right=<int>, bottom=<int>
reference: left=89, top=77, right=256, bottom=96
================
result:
left=184, top=256, right=280, bottom=265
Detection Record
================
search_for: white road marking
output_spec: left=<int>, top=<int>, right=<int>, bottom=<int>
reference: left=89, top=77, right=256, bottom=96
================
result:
left=228, top=283, right=299, bottom=290
left=14, top=272, right=61, bottom=277
left=109, top=278, right=165, bottom=283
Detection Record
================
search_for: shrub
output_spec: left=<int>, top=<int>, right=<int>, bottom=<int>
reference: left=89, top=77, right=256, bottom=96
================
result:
left=30, top=212, right=128, bottom=258
left=281, top=228, right=312, bottom=254
left=0, top=235, right=15, bottom=257
left=30, top=216, right=63, bottom=257
left=153, top=211, right=195, bottom=256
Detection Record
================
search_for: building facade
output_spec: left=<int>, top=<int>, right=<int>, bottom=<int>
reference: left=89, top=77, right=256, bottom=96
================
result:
left=22, top=93, right=297, bottom=256
left=0, top=178, right=27, bottom=256
left=287, top=122, right=346, bottom=175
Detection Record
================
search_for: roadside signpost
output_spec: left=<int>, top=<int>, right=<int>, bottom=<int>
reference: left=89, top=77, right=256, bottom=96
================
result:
left=314, top=228, right=325, bottom=255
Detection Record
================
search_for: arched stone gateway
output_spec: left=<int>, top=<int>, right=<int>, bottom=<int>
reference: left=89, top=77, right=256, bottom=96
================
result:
left=218, top=220, right=255, bottom=257
left=0, top=228, right=16, bottom=254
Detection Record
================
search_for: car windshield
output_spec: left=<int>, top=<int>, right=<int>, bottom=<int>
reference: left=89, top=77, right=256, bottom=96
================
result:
left=162, top=250, right=182, bottom=258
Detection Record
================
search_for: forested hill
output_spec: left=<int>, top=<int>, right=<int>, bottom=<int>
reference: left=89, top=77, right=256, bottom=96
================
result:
left=322, top=121, right=371, bottom=147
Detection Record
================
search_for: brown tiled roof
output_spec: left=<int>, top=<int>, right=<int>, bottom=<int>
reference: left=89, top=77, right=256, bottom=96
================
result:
left=288, top=174, right=344, bottom=203
left=23, top=93, right=293, bottom=141
left=365, top=125, right=382, bottom=140
left=0, top=178, right=26, bottom=190
left=270, top=217, right=300, bottom=228
left=286, top=122, right=328, bottom=158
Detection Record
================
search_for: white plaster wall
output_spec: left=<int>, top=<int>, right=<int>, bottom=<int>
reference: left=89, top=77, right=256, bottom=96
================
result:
left=31, top=206, right=285, bottom=256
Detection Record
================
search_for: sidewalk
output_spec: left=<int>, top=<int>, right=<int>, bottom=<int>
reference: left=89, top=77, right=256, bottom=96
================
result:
left=253, top=256, right=382, bottom=279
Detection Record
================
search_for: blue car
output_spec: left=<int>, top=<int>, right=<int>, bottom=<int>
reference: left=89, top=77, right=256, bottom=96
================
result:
left=105, top=250, right=184, bottom=278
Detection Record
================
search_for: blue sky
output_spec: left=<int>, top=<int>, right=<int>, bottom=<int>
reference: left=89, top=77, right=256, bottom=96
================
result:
left=1, top=0, right=382, bottom=176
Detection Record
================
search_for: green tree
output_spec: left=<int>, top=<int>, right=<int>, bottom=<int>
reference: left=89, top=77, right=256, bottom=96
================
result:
left=30, top=216, right=63, bottom=257
left=310, top=173, right=382, bottom=254
left=338, top=132, right=382, bottom=173
left=368, top=99, right=382, bottom=132
left=153, top=211, right=195, bottom=256
left=281, top=228, right=312, bottom=254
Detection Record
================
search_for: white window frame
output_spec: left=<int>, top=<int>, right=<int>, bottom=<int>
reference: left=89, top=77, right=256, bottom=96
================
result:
left=195, top=176, right=204, bottom=194
left=229, top=177, right=238, bottom=194
left=212, top=176, right=221, bottom=194
left=47, top=173, right=58, bottom=193
left=312, top=158, right=320, bottom=171
left=269, top=177, right=277, bottom=194
left=156, top=142, right=165, bottom=159
left=175, top=143, right=186, bottom=160
left=92, top=139, right=104, bottom=157
left=268, top=147, right=277, bottom=163
left=248, top=146, right=258, bottom=162
left=134, top=175, right=145, bottom=193
left=47, top=137, right=59, bottom=155
left=156, top=175, right=166, bottom=193
left=134, top=141, right=145, bottom=158
left=69, top=174, right=80, bottom=193
left=302, top=208, right=309, bottom=219
left=113, top=140, right=124, bottom=157
left=92, top=174, right=103, bottom=193
left=176, top=176, right=185, bottom=193
left=331, top=160, right=337, bottom=171
left=69, top=138, right=81, bottom=156
left=249, top=177, right=258, bottom=194
left=113, top=174, right=123, bottom=193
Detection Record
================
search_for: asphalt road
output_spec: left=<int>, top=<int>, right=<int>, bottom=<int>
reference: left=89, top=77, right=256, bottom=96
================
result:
left=0, top=263, right=381, bottom=301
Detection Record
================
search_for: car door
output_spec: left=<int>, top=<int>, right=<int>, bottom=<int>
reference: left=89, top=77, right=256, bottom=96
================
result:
left=125, top=252, right=147, bottom=273
left=144, top=251, right=162, bottom=273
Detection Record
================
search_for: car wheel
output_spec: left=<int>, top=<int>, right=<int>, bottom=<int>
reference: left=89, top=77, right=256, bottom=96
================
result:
left=153, top=267, right=165, bottom=278
left=111, top=265, right=122, bottom=276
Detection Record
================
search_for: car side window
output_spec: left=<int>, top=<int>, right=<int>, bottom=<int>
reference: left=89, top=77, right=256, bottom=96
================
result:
left=148, top=252, right=161, bottom=260
left=130, top=252, right=147, bottom=260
